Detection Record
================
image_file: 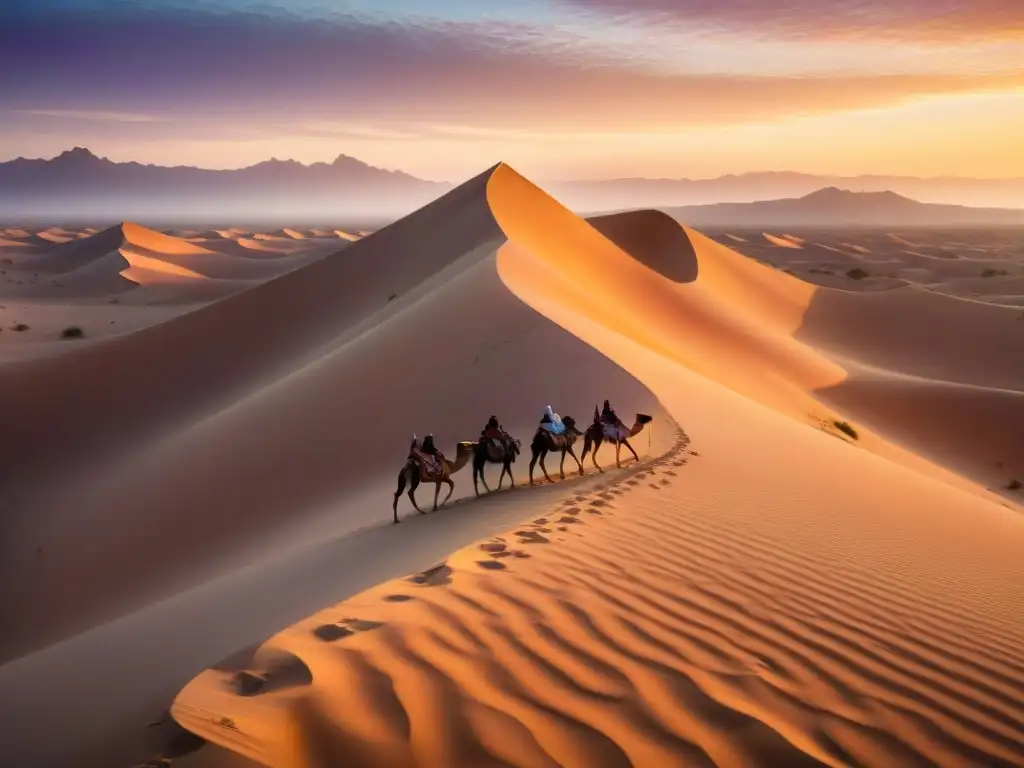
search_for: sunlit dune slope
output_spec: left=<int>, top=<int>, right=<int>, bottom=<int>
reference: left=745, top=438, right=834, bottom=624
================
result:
left=167, top=163, right=1024, bottom=768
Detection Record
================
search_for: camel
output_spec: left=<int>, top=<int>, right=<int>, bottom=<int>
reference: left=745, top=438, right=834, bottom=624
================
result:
left=393, top=441, right=474, bottom=523
left=581, top=413, right=653, bottom=471
left=529, top=416, right=585, bottom=485
left=472, top=434, right=522, bottom=495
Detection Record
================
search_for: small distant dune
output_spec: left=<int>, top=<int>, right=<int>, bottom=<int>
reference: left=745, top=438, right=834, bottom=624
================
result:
left=763, top=232, right=803, bottom=248
left=889, top=233, right=919, bottom=247
left=35, top=230, right=76, bottom=244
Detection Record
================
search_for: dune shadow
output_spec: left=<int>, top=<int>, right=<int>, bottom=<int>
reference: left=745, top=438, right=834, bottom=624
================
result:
left=585, top=210, right=698, bottom=284
left=794, top=278, right=1024, bottom=498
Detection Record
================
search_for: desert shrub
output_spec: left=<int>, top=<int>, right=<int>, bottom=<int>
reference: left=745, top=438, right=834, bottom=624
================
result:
left=833, top=420, right=859, bottom=440
left=61, top=326, right=84, bottom=339
left=846, top=267, right=869, bottom=280
left=12, top=323, right=29, bottom=332
left=1008, top=479, right=1022, bottom=491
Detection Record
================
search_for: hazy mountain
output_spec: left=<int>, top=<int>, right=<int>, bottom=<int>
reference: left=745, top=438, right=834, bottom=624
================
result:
left=660, top=188, right=1024, bottom=228
left=5, top=149, right=1024, bottom=223
left=550, top=174, right=1024, bottom=213
left=0, top=148, right=447, bottom=224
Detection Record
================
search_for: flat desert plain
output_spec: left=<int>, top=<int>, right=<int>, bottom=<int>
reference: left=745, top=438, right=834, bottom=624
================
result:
left=0, top=166, right=1022, bottom=768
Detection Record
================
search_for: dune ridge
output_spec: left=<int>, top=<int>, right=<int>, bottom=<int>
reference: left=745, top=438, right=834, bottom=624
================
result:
left=161, top=164, right=1024, bottom=768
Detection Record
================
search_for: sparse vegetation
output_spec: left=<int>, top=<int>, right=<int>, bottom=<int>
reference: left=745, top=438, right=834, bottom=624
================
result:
left=1008, top=479, right=1022, bottom=491
left=61, top=326, right=84, bottom=339
left=981, top=268, right=1008, bottom=277
left=846, top=267, right=869, bottom=280
left=833, top=420, right=859, bottom=440
left=12, top=323, right=29, bottom=332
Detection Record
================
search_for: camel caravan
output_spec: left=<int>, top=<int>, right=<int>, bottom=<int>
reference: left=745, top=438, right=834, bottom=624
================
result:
left=392, top=400, right=653, bottom=523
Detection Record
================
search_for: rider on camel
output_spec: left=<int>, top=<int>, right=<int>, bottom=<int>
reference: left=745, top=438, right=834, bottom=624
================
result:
left=601, top=399, right=623, bottom=428
left=481, top=415, right=511, bottom=449
left=409, top=432, right=444, bottom=475
left=540, top=405, right=566, bottom=435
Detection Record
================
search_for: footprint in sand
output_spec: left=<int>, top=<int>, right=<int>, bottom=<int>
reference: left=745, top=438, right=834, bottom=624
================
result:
left=558, top=515, right=581, bottom=524
left=516, top=530, right=550, bottom=544
left=479, top=542, right=507, bottom=554
left=649, top=483, right=661, bottom=490
left=313, top=617, right=384, bottom=642
left=586, top=508, right=604, bottom=516
left=533, top=517, right=549, bottom=525
left=664, top=470, right=677, bottom=477
left=563, top=507, right=580, bottom=515
left=408, top=562, right=453, bottom=586
left=384, top=594, right=414, bottom=603
left=589, top=499, right=611, bottom=508
left=476, top=560, right=507, bottom=570
left=626, top=479, right=640, bottom=486
left=659, top=478, right=671, bottom=486
left=689, top=451, right=700, bottom=456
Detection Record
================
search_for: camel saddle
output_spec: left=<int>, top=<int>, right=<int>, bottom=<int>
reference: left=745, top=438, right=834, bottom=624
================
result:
left=539, top=429, right=574, bottom=450
left=410, top=450, right=446, bottom=481
left=601, top=421, right=630, bottom=440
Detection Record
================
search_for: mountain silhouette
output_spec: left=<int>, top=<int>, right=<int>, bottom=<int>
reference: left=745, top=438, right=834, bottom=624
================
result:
left=0, top=148, right=445, bottom=223
left=661, top=187, right=1024, bottom=227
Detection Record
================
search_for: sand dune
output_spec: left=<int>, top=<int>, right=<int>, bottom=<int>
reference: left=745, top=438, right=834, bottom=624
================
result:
left=164, top=165, right=1023, bottom=768
left=763, top=233, right=803, bottom=248
left=1, top=165, right=1022, bottom=768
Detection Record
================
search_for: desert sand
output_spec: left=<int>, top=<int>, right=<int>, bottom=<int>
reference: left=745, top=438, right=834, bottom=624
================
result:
left=0, top=223, right=357, bottom=361
left=0, top=165, right=1022, bottom=768
left=704, top=227, right=1024, bottom=304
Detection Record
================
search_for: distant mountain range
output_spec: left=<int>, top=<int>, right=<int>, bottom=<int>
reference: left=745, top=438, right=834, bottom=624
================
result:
left=550, top=174, right=1024, bottom=213
left=0, top=148, right=444, bottom=223
left=660, top=188, right=1024, bottom=228
left=4, top=148, right=1024, bottom=223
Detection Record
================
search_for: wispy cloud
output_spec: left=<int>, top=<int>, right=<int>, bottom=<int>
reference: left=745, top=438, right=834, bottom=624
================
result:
left=19, top=109, right=166, bottom=123
left=2, top=5, right=1021, bottom=135
left=557, top=0, right=1024, bottom=43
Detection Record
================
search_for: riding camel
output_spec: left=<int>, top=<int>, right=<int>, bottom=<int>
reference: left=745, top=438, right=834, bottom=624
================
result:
left=473, top=434, right=522, bottom=495
left=581, top=412, right=653, bottom=471
left=392, top=441, right=474, bottom=523
left=529, top=416, right=585, bottom=484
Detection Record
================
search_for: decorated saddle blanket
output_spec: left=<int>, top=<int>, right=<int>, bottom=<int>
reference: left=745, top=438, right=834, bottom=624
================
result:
left=545, top=432, right=574, bottom=450
left=601, top=422, right=630, bottom=440
left=411, top=450, right=444, bottom=480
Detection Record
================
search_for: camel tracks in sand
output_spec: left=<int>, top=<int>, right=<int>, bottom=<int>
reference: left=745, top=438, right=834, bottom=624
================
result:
left=313, top=617, right=385, bottom=643
left=181, top=423, right=1024, bottom=766
left=477, top=560, right=508, bottom=571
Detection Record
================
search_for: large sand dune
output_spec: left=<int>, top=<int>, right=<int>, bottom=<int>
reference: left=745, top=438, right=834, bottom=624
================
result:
left=0, top=165, right=1022, bottom=767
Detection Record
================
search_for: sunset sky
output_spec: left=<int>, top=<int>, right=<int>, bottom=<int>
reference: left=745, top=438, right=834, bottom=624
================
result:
left=3, top=0, right=1024, bottom=181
